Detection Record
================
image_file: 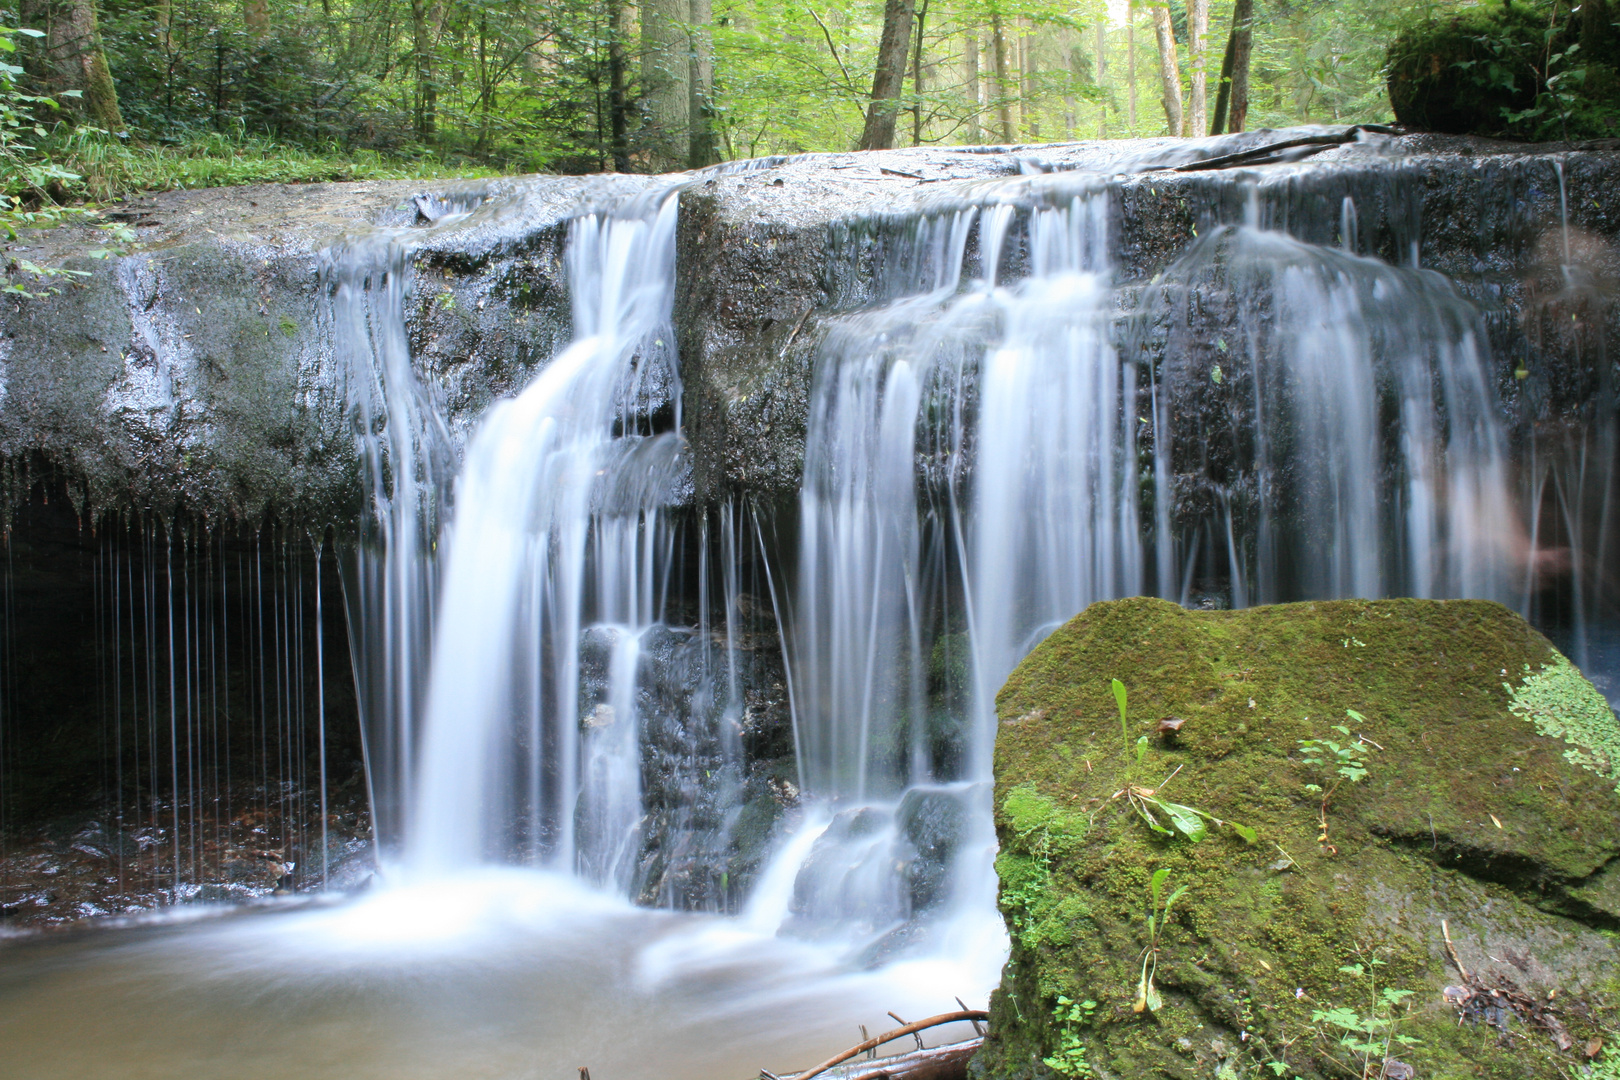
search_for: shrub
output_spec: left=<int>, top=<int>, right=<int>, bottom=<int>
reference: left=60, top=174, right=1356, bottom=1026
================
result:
left=1385, top=0, right=1620, bottom=140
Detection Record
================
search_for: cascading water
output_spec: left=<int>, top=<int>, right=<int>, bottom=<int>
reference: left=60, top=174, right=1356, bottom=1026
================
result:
left=783, top=166, right=1531, bottom=957
left=4, top=139, right=1615, bottom=1080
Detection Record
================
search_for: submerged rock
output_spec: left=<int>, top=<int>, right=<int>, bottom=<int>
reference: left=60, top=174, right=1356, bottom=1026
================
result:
left=974, top=596, right=1620, bottom=1080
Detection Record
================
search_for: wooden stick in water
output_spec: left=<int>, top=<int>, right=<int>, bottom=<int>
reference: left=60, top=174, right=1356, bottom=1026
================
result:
left=787, top=1010, right=989, bottom=1080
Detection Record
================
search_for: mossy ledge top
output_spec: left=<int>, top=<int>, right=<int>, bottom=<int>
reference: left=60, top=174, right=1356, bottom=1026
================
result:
left=973, top=597, right=1620, bottom=1080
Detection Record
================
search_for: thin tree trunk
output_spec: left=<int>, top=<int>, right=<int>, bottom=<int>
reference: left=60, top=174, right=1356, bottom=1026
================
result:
left=964, top=31, right=981, bottom=141
left=19, top=0, right=125, bottom=131
left=991, top=12, right=1013, bottom=142
left=1096, top=21, right=1107, bottom=137
left=1210, top=0, right=1253, bottom=133
left=858, top=0, right=916, bottom=150
left=243, top=0, right=269, bottom=37
left=1126, top=0, right=1137, bottom=129
left=910, top=0, right=928, bottom=146
left=1187, top=0, right=1207, bottom=136
left=641, top=0, right=690, bottom=170
left=1149, top=2, right=1182, bottom=135
left=688, top=0, right=720, bottom=167
left=410, top=0, right=436, bottom=140
left=1582, top=0, right=1614, bottom=60
left=1020, top=19, right=1036, bottom=139
left=606, top=0, right=630, bottom=170
left=1227, top=0, right=1251, bottom=133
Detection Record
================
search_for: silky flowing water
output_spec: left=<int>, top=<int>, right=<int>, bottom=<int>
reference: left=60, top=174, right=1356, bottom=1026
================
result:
left=0, top=137, right=1614, bottom=1079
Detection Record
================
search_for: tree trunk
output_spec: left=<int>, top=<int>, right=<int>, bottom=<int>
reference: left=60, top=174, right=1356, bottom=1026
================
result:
left=410, top=0, right=436, bottom=141
left=641, top=0, right=690, bottom=170
left=1020, top=19, right=1036, bottom=139
left=688, top=0, right=720, bottom=167
left=964, top=32, right=981, bottom=142
left=243, top=0, right=269, bottom=38
left=910, top=0, right=928, bottom=146
left=1149, top=2, right=1182, bottom=136
left=1096, top=21, right=1107, bottom=137
left=1210, top=0, right=1252, bottom=134
left=991, top=13, right=1013, bottom=142
left=858, top=0, right=916, bottom=150
left=606, top=0, right=630, bottom=170
left=19, top=0, right=124, bottom=132
left=1126, top=0, right=1138, bottom=129
left=1186, top=0, right=1207, bottom=136
left=1581, top=0, right=1613, bottom=64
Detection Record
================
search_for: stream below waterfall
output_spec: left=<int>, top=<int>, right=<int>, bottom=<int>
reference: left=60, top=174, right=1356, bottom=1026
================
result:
left=1, top=132, right=1615, bottom=1079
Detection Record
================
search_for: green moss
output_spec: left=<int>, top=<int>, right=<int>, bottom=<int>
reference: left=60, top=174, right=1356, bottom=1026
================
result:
left=975, top=598, right=1620, bottom=1080
left=1506, top=654, right=1620, bottom=791
left=1386, top=1, right=1620, bottom=140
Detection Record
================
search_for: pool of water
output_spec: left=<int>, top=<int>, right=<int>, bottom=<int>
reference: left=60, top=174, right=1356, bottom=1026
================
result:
left=0, top=869, right=1001, bottom=1080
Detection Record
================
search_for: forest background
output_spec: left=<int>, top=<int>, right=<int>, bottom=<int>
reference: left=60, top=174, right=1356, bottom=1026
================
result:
left=0, top=0, right=1610, bottom=208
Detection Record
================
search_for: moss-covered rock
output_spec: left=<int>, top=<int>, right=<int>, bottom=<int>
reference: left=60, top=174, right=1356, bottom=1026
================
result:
left=973, top=597, right=1620, bottom=1080
left=1387, top=2, right=1620, bottom=140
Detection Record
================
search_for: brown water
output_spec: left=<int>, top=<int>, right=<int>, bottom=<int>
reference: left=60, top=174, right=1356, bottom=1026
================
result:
left=0, top=870, right=996, bottom=1080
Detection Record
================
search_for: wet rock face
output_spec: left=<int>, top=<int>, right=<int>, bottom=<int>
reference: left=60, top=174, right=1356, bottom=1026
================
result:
left=972, top=596, right=1620, bottom=1080
left=4, top=130, right=1614, bottom=522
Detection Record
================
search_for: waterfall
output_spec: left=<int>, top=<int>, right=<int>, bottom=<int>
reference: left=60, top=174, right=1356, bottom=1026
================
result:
left=781, top=170, right=1523, bottom=954
left=331, top=182, right=695, bottom=882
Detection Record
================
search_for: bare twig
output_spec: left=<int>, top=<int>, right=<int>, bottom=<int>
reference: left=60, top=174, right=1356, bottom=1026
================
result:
left=887, top=1012, right=926, bottom=1051
left=879, top=167, right=925, bottom=180
left=804, top=4, right=863, bottom=117
left=789, top=1011, right=990, bottom=1080
left=780, top=304, right=814, bottom=358
left=1441, top=920, right=1471, bottom=980
left=955, top=998, right=985, bottom=1037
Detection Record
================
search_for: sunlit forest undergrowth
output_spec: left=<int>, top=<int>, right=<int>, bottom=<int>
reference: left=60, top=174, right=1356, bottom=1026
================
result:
left=0, top=0, right=1613, bottom=213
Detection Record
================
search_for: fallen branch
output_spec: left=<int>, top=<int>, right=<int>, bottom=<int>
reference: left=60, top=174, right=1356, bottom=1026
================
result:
left=768, top=1037, right=984, bottom=1080
left=778, top=1012, right=988, bottom=1080
left=1155, top=124, right=1401, bottom=173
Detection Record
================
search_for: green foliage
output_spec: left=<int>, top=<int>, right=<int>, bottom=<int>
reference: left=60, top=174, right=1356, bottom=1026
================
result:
left=997, top=783, right=1088, bottom=949
left=1127, top=781, right=1258, bottom=845
left=1386, top=0, right=1620, bottom=139
left=1506, top=654, right=1620, bottom=792
left=1112, top=677, right=1128, bottom=751
left=1309, top=957, right=1418, bottom=1077
left=1042, top=994, right=1097, bottom=1077
left=1132, top=867, right=1186, bottom=1014
left=1298, top=719, right=1371, bottom=786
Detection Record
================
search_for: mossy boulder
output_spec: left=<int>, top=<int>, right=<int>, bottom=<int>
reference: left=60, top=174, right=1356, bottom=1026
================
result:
left=1387, top=3, right=1620, bottom=140
left=973, top=597, right=1620, bottom=1080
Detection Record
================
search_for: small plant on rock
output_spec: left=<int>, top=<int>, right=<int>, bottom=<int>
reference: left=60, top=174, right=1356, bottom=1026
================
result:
left=1298, top=710, right=1373, bottom=852
left=1309, top=952, right=1418, bottom=1080
left=1042, top=995, right=1097, bottom=1077
left=1121, top=765, right=1258, bottom=845
left=1133, top=868, right=1186, bottom=1014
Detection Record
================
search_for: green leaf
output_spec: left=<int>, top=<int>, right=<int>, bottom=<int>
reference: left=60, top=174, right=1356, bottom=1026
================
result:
left=1135, top=735, right=1148, bottom=763
left=1337, top=963, right=1365, bottom=976
left=1381, top=988, right=1415, bottom=1005
left=13, top=27, right=46, bottom=37
left=1111, top=678, right=1127, bottom=722
left=1163, top=884, right=1188, bottom=917
left=1158, top=800, right=1208, bottom=843
left=1345, top=708, right=1366, bottom=724
left=1227, top=820, right=1258, bottom=844
left=1150, top=867, right=1170, bottom=907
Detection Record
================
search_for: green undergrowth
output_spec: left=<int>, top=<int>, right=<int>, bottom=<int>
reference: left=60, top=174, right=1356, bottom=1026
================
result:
left=974, top=597, right=1620, bottom=1080
left=1507, top=653, right=1620, bottom=791
left=44, top=128, right=497, bottom=202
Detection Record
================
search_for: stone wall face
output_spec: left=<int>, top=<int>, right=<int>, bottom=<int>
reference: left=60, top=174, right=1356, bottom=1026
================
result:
left=1, top=132, right=1612, bottom=524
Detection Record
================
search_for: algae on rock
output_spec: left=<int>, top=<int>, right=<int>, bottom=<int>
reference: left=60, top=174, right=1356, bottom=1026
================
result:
left=973, top=597, right=1620, bottom=1080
